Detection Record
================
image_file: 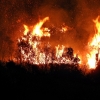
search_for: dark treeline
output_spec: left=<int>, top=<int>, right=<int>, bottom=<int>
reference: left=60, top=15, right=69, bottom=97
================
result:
left=0, top=61, right=100, bottom=99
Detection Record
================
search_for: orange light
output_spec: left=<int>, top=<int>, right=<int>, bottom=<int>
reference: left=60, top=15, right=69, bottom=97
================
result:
left=87, top=16, right=100, bottom=69
left=23, top=24, right=29, bottom=35
left=32, top=17, right=50, bottom=37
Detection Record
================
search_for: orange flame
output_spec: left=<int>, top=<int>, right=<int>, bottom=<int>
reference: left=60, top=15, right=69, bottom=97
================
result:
left=23, top=24, right=29, bottom=35
left=17, top=17, right=81, bottom=66
left=55, top=45, right=65, bottom=58
left=61, top=26, right=68, bottom=32
left=23, top=17, right=50, bottom=38
left=32, top=17, right=50, bottom=37
left=87, top=16, right=100, bottom=69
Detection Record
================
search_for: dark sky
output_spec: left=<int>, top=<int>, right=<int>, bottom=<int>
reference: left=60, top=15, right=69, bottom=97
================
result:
left=0, top=0, right=100, bottom=60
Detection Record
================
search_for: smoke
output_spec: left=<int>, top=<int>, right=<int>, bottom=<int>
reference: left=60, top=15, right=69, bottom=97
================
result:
left=0, top=0, right=100, bottom=61
left=72, top=0, right=100, bottom=62
left=35, top=0, right=100, bottom=63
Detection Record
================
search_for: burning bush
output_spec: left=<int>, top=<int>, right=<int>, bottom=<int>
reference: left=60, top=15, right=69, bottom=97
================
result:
left=16, top=17, right=80, bottom=66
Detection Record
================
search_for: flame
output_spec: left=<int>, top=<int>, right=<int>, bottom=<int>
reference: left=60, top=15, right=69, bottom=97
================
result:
left=87, top=16, right=100, bottom=69
left=16, top=16, right=100, bottom=72
left=55, top=45, right=65, bottom=58
left=16, top=17, right=81, bottom=67
left=61, top=26, right=68, bottom=32
left=32, top=17, right=50, bottom=37
left=23, top=24, right=29, bottom=35
left=23, top=17, right=50, bottom=38
left=87, top=51, right=96, bottom=69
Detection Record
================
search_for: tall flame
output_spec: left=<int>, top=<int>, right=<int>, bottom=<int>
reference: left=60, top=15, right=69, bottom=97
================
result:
left=55, top=45, right=65, bottom=58
left=24, top=25, right=29, bottom=35
left=17, top=17, right=81, bottom=67
left=32, top=17, right=50, bottom=37
left=87, top=16, right=100, bottom=69
left=23, top=17, right=50, bottom=38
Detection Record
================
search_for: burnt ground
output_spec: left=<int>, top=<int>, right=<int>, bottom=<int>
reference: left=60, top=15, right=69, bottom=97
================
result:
left=0, top=61, right=100, bottom=99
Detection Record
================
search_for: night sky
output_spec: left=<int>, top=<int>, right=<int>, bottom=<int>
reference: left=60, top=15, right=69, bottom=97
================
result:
left=0, top=0, right=100, bottom=60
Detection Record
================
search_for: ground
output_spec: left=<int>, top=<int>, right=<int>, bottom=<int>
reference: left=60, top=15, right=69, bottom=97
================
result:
left=0, top=61, right=100, bottom=99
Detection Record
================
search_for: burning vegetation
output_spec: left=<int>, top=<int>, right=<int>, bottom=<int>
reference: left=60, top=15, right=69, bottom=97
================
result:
left=13, top=16, right=100, bottom=72
left=16, top=17, right=80, bottom=67
left=87, top=16, right=100, bottom=69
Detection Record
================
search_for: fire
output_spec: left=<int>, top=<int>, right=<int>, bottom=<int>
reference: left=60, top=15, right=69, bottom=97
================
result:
left=55, top=45, right=65, bottom=58
left=14, top=15, right=100, bottom=72
left=32, top=17, right=50, bottom=37
left=87, top=16, right=100, bottom=69
left=23, top=25, right=29, bottom=35
left=16, top=17, right=80, bottom=66
left=87, top=51, right=96, bottom=69
left=23, top=17, right=50, bottom=38
left=61, top=26, right=68, bottom=32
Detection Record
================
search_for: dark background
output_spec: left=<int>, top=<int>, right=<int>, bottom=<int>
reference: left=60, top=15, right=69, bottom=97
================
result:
left=0, top=61, right=100, bottom=99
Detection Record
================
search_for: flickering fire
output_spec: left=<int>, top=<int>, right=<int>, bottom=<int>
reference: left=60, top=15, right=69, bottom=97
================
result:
left=23, top=25, right=29, bottom=35
left=17, top=17, right=80, bottom=66
left=61, top=26, right=68, bottom=33
left=55, top=45, right=65, bottom=58
left=16, top=16, right=100, bottom=71
left=32, top=17, right=50, bottom=37
left=87, top=16, right=100, bottom=69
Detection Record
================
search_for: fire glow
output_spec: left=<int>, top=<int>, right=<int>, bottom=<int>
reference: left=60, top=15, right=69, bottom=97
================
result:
left=87, top=16, right=100, bottom=69
left=16, top=16, right=100, bottom=70
left=17, top=17, right=80, bottom=66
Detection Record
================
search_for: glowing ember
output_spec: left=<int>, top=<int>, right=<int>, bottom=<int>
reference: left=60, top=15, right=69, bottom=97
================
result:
left=60, top=26, right=68, bottom=33
left=87, top=16, right=100, bottom=69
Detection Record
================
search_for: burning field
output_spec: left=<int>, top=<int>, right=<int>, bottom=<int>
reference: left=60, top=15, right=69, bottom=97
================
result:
left=16, top=17, right=80, bottom=66
left=1, top=0, right=100, bottom=73
left=13, top=15, right=100, bottom=73
left=1, top=0, right=100, bottom=99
